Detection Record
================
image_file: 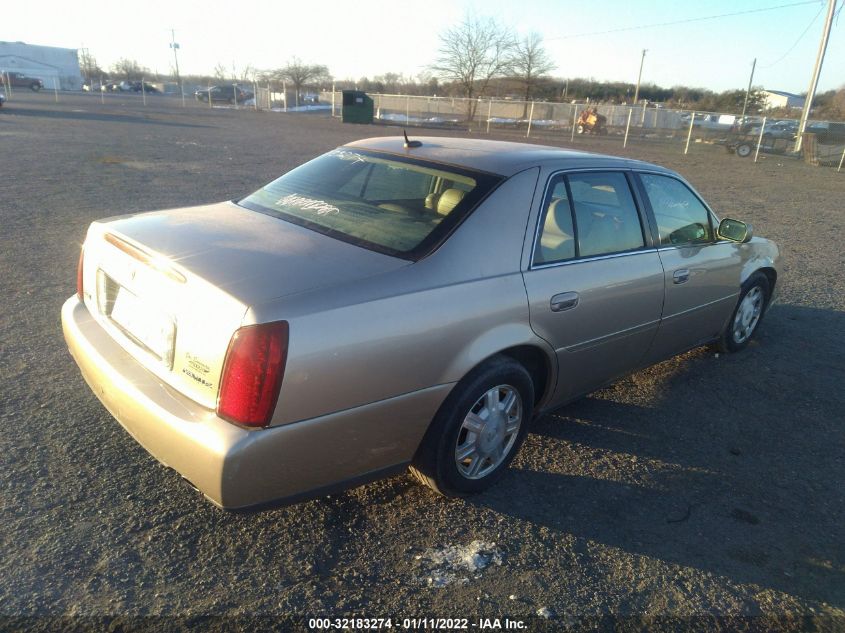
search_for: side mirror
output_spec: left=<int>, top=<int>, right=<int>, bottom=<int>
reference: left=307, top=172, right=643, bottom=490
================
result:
left=717, top=218, right=753, bottom=243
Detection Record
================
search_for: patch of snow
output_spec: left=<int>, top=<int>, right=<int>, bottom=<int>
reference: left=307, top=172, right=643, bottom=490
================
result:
left=416, top=540, right=503, bottom=588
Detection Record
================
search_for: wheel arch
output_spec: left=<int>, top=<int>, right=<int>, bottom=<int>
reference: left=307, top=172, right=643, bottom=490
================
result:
left=496, top=344, right=555, bottom=408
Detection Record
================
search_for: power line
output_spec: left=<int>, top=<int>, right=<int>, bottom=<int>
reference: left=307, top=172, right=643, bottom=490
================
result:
left=547, top=1, right=821, bottom=41
left=760, top=2, right=826, bottom=68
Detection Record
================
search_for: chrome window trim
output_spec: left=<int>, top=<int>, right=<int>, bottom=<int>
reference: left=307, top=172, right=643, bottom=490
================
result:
left=528, top=167, right=654, bottom=271
left=531, top=247, right=659, bottom=270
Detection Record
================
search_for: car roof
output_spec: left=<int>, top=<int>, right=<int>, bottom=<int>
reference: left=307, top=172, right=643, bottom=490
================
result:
left=344, top=136, right=673, bottom=177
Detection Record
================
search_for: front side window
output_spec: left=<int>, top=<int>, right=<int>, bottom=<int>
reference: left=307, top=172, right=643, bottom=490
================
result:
left=534, top=171, right=645, bottom=265
left=639, top=174, right=713, bottom=246
left=240, top=149, right=501, bottom=259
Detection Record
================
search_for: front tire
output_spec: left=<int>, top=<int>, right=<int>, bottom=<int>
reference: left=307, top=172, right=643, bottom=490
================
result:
left=31, top=83, right=41, bottom=92
left=716, top=272, right=770, bottom=353
left=410, top=357, right=534, bottom=496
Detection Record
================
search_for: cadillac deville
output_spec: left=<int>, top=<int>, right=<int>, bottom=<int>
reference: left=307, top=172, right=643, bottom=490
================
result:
left=62, top=137, right=779, bottom=509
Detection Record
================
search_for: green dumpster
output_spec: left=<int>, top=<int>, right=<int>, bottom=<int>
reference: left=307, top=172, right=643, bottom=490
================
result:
left=342, top=90, right=374, bottom=124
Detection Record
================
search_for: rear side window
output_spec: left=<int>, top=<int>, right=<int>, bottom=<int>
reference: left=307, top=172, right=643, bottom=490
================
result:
left=240, top=149, right=501, bottom=259
left=639, top=174, right=713, bottom=246
left=534, top=171, right=645, bottom=265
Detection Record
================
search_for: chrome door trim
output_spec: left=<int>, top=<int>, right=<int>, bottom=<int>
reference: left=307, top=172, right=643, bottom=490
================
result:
left=564, top=319, right=661, bottom=353
left=659, top=293, right=739, bottom=323
left=531, top=247, right=659, bottom=271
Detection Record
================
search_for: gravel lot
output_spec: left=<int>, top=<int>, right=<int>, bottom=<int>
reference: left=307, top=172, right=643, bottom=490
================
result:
left=1, top=92, right=843, bottom=631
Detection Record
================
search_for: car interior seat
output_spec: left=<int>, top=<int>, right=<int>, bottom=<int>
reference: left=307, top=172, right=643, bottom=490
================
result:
left=436, top=189, right=466, bottom=216
left=538, top=198, right=575, bottom=263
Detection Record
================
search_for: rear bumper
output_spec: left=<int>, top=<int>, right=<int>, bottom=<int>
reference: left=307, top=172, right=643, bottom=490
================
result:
left=61, top=297, right=450, bottom=509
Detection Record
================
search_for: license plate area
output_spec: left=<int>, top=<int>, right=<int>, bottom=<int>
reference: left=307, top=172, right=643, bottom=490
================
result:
left=97, top=270, right=176, bottom=367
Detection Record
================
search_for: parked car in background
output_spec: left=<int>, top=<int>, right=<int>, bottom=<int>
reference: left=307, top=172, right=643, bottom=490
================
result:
left=114, top=80, right=158, bottom=93
left=692, top=113, right=736, bottom=131
left=194, top=85, right=253, bottom=104
left=805, top=121, right=845, bottom=145
left=63, top=137, right=779, bottom=509
left=747, top=120, right=798, bottom=143
left=0, top=71, right=43, bottom=91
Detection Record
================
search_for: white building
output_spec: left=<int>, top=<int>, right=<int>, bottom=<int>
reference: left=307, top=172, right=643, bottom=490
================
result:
left=0, top=41, right=83, bottom=90
left=762, top=90, right=805, bottom=110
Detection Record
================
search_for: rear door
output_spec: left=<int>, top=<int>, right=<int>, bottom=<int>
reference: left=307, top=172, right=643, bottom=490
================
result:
left=522, top=170, right=665, bottom=404
left=633, top=171, right=742, bottom=363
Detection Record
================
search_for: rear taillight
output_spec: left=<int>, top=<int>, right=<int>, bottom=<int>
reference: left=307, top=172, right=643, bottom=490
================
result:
left=76, top=247, right=84, bottom=301
left=217, top=321, right=289, bottom=428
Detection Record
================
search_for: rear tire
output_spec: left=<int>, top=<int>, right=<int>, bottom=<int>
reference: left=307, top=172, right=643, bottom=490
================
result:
left=715, top=272, right=770, bottom=353
left=31, top=83, right=41, bottom=92
left=410, top=357, right=534, bottom=497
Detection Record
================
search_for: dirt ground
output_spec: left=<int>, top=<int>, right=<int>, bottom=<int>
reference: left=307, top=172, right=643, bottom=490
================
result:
left=1, top=92, right=843, bottom=632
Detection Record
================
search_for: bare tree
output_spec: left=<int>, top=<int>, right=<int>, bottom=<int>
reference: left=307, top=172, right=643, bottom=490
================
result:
left=238, top=64, right=256, bottom=83
left=273, top=57, right=331, bottom=100
left=432, top=15, right=516, bottom=121
left=79, top=49, right=103, bottom=82
left=511, top=32, right=555, bottom=116
left=111, top=58, right=148, bottom=81
left=213, top=63, right=228, bottom=81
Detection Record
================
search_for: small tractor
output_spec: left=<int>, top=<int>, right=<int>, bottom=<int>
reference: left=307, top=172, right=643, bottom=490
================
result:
left=576, top=107, right=608, bottom=135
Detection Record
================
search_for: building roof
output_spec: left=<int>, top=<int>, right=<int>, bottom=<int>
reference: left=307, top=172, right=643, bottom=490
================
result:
left=763, top=90, right=804, bottom=99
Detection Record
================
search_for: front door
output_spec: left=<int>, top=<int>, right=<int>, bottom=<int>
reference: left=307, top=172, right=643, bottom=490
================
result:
left=634, top=172, right=743, bottom=363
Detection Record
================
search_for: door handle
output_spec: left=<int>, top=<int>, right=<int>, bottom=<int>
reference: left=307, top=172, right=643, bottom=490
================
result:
left=550, top=291, right=579, bottom=312
left=673, top=269, right=690, bottom=284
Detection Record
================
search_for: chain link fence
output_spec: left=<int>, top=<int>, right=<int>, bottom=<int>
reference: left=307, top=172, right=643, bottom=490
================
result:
left=7, top=84, right=843, bottom=171
left=317, top=91, right=845, bottom=170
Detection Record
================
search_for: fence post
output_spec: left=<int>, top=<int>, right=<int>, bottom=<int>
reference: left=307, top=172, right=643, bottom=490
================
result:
left=571, top=106, right=578, bottom=142
left=54, top=80, right=59, bottom=103
left=100, top=75, right=104, bottom=105
left=623, top=109, right=633, bottom=147
left=684, top=112, right=696, bottom=154
left=753, top=116, right=767, bottom=162
left=406, top=95, right=410, bottom=125
left=486, top=99, right=492, bottom=134
left=526, top=101, right=535, bottom=138
left=232, top=83, right=237, bottom=110
left=838, top=145, right=845, bottom=172
left=181, top=80, right=186, bottom=107
left=641, top=100, right=647, bottom=125
left=141, top=78, right=146, bottom=106
left=208, top=83, right=212, bottom=109
left=253, top=81, right=258, bottom=110
left=6, top=71, right=12, bottom=98
left=283, top=80, right=287, bottom=112
left=267, top=82, right=271, bottom=109
left=331, top=81, right=336, bottom=117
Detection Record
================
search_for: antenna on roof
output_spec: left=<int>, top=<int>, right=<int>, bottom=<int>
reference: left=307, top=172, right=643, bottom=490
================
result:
left=403, top=130, right=422, bottom=149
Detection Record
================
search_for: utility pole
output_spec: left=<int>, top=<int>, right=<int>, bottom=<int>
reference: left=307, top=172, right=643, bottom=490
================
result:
left=169, top=29, right=181, bottom=90
left=740, top=58, right=757, bottom=122
left=794, top=0, right=836, bottom=153
left=633, top=49, right=647, bottom=105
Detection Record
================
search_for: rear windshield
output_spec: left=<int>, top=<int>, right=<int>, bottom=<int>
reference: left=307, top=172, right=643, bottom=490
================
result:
left=239, top=148, right=502, bottom=259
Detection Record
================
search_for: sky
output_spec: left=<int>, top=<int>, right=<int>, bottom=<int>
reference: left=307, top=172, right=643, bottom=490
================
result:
left=1, top=0, right=843, bottom=94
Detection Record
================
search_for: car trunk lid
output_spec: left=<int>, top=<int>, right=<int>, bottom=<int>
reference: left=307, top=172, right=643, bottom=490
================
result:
left=80, top=201, right=408, bottom=409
